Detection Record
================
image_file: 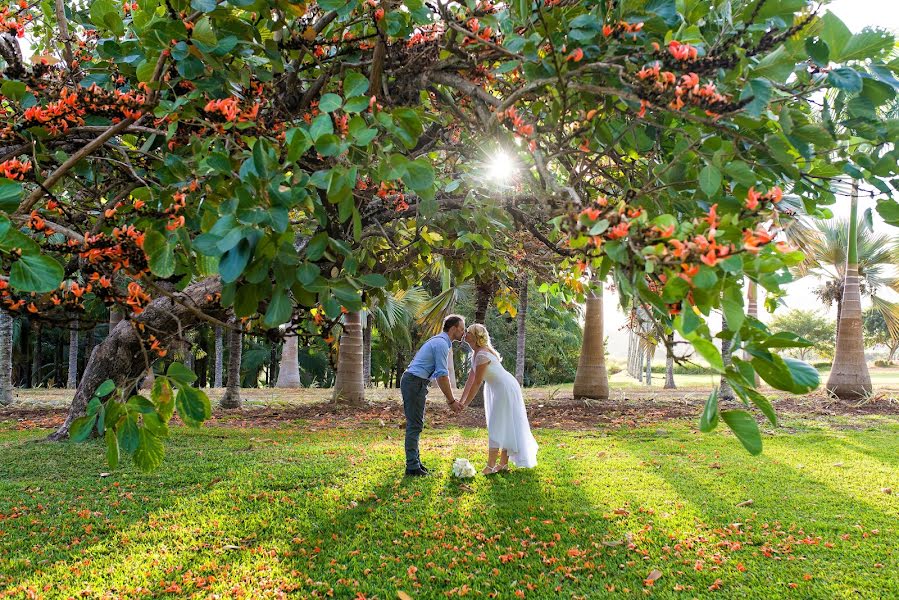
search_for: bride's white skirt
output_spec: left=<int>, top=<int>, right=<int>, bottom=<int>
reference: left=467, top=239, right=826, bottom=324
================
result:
left=484, top=370, right=538, bottom=468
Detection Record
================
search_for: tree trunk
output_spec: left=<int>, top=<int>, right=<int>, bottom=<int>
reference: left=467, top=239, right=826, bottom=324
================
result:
left=394, top=349, right=404, bottom=388
left=627, top=330, right=636, bottom=378
left=745, top=280, right=760, bottom=385
left=21, top=318, right=31, bottom=388
left=0, top=310, right=13, bottom=405
left=573, top=287, right=609, bottom=400
left=363, top=312, right=373, bottom=388
left=54, top=333, right=63, bottom=387
left=31, top=322, right=41, bottom=388
left=83, top=327, right=96, bottom=378
left=108, top=307, right=123, bottom=334
left=719, top=313, right=735, bottom=401
left=644, top=344, right=653, bottom=387
left=66, top=321, right=79, bottom=389
left=635, top=337, right=644, bottom=383
left=276, top=335, right=303, bottom=388
left=219, top=320, right=243, bottom=409
left=213, top=325, right=224, bottom=388
left=827, top=183, right=873, bottom=399
left=515, top=274, right=528, bottom=385
left=47, top=277, right=224, bottom=440
left=333, top=311, right=365, bottom=404
left=469, top=280, right=496, bottom=408
left=664, top=332, right=676, bottom=389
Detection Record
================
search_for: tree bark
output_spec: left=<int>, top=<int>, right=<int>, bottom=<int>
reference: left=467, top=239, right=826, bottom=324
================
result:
left=664, top=332, right=676, bottom=389
left=827, top=182, right=873, bottom=399
left=645, top=344, right=653, bottom=387
left=0, top=310, right=13, bottom=405
left=108, top=307, right=123, bottom=334
left=276, top=335, right=303, bottom=388
left=47, top=277, right=223, bottom=440
left=573, top=287, right=609, bottom=399
left=213, top=325, right=224, bottom=388
left=67, top=320, right=79, bottom=389
left=363, top=312, right=373, bottom=388
left=515, top=274, right=528, bottom=385
left=332, top=311, right=365, bottom=404
left=219, top=319, right=243, bottom=409
left=745, top=280, right=760, bottom=385
left=719, top=313, right=735, bottom=401
left=31, top=322, right=42, bottom=388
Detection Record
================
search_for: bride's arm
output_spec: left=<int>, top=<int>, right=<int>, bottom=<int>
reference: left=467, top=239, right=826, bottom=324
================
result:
left=459, top=362, right=489, bottom=407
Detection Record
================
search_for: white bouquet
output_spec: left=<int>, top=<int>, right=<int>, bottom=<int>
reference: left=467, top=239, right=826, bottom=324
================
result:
left=452, top=458, right=476, bottom=479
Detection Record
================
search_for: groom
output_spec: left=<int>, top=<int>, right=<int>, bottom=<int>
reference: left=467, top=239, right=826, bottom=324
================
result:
left=401, top=314, right=466, bottom=477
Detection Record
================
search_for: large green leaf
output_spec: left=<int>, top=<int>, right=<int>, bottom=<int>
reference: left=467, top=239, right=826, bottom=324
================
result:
left=699, top=388, right=719, bottom=432
left=722, top=283, right=745, bottom=335
left=721, top=410, right=762, bottom=455
left=828, top=68, right=863, bottom=94
left=343, top=71, right=370, bottom=97
left=698, top=165, right=721, bottom=196
left=70, top=414, right=98, bottom=442
left=143, top=230, right=176, bottom=278
left=105, top=428, right=119, bottom=469
left=175, top=386, right=211, bottom=427
left=9, top=254, right=64, bottom=293
left=691, top=338, right=724, bottom=371
left=264, top=288, right=292, bottom=327
left=133, top=428, right=165, bottom=472
left=167, top=362, right=197, bottom=386
left=0, top=179, right=22, bottom=212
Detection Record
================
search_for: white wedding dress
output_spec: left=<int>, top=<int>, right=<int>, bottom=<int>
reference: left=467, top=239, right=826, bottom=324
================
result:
left=473, top=351, right=538, bottom=468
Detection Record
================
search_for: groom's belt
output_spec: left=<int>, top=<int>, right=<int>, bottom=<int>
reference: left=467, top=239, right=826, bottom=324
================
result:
left=402, top=371, right=431, bottom=383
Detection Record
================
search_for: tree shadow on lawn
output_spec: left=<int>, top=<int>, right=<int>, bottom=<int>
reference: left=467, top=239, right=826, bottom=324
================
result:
left=618, top=427, right=899, bottom=598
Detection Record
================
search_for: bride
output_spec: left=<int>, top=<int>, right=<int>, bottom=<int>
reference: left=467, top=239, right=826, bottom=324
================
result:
left=458, top=324, right=538, bottom=474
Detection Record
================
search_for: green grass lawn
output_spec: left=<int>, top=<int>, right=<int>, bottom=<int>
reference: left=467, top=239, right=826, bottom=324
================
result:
left=1, top=418, right=898, bottom=599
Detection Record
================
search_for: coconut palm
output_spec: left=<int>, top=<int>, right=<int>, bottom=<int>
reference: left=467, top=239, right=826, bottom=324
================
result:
left=573, top=283, right=609, bottom=400
left=275, top=333, right=302, bottom=388
left=219, top=320, right=243, bottom=408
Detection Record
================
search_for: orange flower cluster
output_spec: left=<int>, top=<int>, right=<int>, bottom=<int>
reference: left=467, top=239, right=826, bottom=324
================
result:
left=20, top=85, right=147, bottom=135
left=634, top=65, right=731, bottom=115
left=602, top=21, right=644, bottom=40
left=744, top=186, right=782, bottom=210
left=498, top=106, right=535, bottom=149
left=0, top=158, right=31, bottom=180
left=203, top=97, right=260, bottom=123
left=667, top=40, right=698, bottom=61
left=461, top=18, right=496, bottom=45
left=0, top=7, right=27, bottom=38
left=125, top=281, right=151, bottom=314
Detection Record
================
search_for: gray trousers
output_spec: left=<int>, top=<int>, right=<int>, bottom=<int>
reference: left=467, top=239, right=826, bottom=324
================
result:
left=400, top=372, right=429, bottom=470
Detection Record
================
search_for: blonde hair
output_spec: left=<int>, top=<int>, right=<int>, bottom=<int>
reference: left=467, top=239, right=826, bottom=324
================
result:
left=467, top=323, right=502, bottom=361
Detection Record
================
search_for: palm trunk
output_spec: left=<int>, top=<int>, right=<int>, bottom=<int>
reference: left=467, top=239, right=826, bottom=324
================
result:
left=627, top=330, right=636, bottom=378
left=745, top=280, right=760, bottom=385
left=664, top=333, right=676, bottom=389
left=276, top=335, right=303, bottom=388
left=644, top=344, right=653, bottom=387
left=219, top=320, right=243, bottom=409
left=0, top=310, right=13, bottom=405
left=66, top=321, right=79, bottom=389
left=333, top=311, right=365, bottom=404
left=363, top=312, right=373, bottom=388
left=720, top=313, right=735, bottom=401
left=573, top=287, right=609, bottom=399
left=827, top=182, right=873, bottom=398
left=213, top=326, right=224, bottom=388
left=31, top=322, right=41, bottom=388
left=515, top=274, right=528, bottom=385
left=635, top=338, right=644, bottom=383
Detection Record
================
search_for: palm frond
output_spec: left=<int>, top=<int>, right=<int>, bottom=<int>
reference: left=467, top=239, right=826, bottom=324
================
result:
left=416, top=283, right=473, bottom=335
left=871, top=295, right=899, bottom=340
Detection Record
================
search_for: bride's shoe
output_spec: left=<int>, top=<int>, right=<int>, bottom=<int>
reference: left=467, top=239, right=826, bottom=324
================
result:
left=482, top=464, right=500, bottom=476
left=495, top=463, right=510, bottom=473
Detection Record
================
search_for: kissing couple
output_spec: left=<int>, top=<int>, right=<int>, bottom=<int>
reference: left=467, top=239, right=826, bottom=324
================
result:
left=400, top=315, right=538, bottom=477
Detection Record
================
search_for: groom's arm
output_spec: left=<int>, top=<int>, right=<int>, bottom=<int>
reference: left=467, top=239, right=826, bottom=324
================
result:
left=432, top=343, right=457, bottom=408
left=436, top=375, right=457, bottom=407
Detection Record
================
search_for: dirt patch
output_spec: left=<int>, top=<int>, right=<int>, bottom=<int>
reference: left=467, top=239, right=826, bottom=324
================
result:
left=3, top=388, right=896, bottom=434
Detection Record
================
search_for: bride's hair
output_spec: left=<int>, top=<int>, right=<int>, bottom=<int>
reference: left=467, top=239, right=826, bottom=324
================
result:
left=467, top=323, right=502, bottom=361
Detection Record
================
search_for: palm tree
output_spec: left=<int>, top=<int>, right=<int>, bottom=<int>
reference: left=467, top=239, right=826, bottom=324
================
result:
left=515, top=273, right=528, bottom=385
left=66, top=320, right=79, bottom=389
left=0, top=310, right=13, bottom=405
left=332, top=311, right=365, bottom=404
left=275, top=334, right=302, bottom=388
left=663, top=332, right=676, bottom=389
left=573, top=284, right=609, bottom=400
left=826, top=183, right=874, bottom=398
left=213, top=325, right=223, bottom=388
left=219, top=321, right=243, bottom=408
left=369, top=287, right=431, bottom=384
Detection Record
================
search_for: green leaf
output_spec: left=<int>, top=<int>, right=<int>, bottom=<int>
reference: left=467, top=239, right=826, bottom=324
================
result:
left=805, top=38, right=829, bottom=67
left=661, top=276, right=690, bottom=303
left=722, top=283, right=745, bottom=335
left=877, top=199, right=899, bottom=226
left=126, top=395, right=156, bottom=414
left=724, top=161, right=757, bottom=187
left=95, top=379, right=116, bottom=398
left=343, top=72, right=370, bottom=98
left=358, top=273, right=387, bottom=288
left=0, top=179, right=22, bottom=212
left=699, top=388, right=719, bottom=432
left=699, top=165, right=721, bottom=196
left=318, top=93, right=342, bottom=113
left=190, top=0, right=218, bottom=13
left=309, top=114, right=334, bottom=141
left=175, top=386, right=211, bottom=427
left=70, top=414, right=98, bottom=442
left=783, top=357, right=819, bottom=393
left=9, top=254, right=64, bottom=293
left=402, top=159, right=435, bottom=192
left=315, top=134, right=342, bottom=157
left=0, top=80, right=26, bottom=101
left=152, top=377, right=175, bottom=422
left=820, top=11, right=852, bottom=60
left=133, top=428, right=165, bottom=472
left=219, top=238, right=252, bottom=283
left=720, top=410, right=762, bottom=455
left=828, top=68, right=863, bottom=94
left=167, top=362, right=197, bottom=385
left=117, top=414, right=139, bottom=454
left=741, top=79, right=772, bottom=118
left=264, top=288, right=292, bottom=327
left=142, top=230, right=175, bottom=278
left=305, top=232, right=329, bottom=261
left=691, top=338, right=724, bottom=371
left=841, top=28, right=895, bottom=62
left=105, top=428, right=119, bottom=470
